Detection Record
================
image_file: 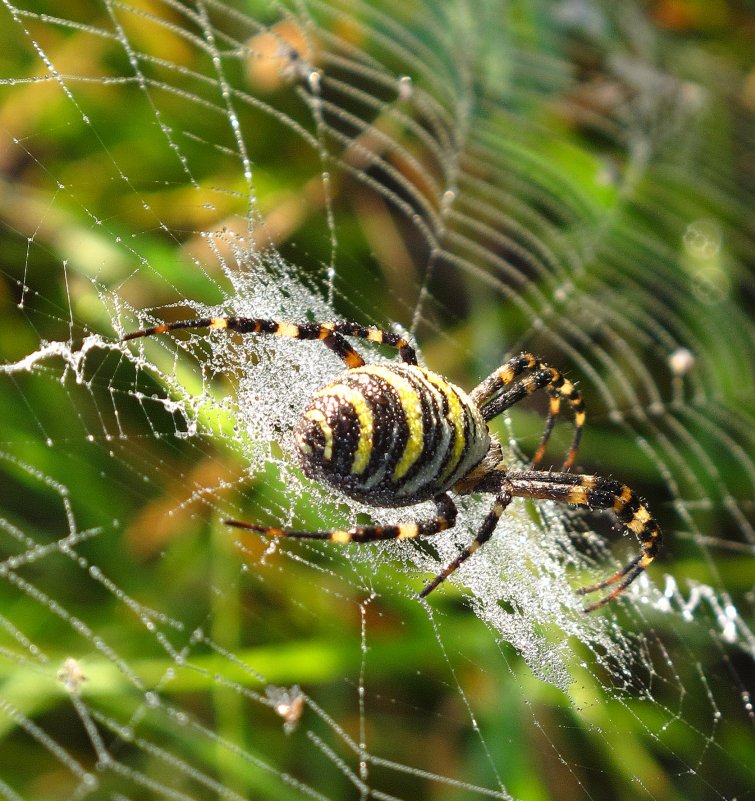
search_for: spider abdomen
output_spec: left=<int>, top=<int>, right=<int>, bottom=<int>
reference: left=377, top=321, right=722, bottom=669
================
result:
left=295, top=363, right=490, bottom=506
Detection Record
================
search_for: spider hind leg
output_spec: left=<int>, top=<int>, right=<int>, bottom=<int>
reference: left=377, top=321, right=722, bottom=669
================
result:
left=576, top=554, right=651, bottom=613
left=420, top=480, right=513, bottom=598
left=507, top=470, right=661, bottom=612
left=225, top=493, right=457, bottom=545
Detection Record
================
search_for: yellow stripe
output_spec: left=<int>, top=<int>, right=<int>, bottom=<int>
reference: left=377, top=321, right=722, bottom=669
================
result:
left=422, top=372, right=466, bottom=483
left=304, top=409, right=333, bottom=460
left=627, top=506, right=652, bottom=533
left=344, top=351, right=363, bottom=369
left=315, top=384, right=374, bottom=474
left=209, top=318, right=229, bottom=329
left=567, top=486, right=589, bottom=505
left=397, top=523, right=420, bottom=540
left=276, top=322, right=300, bottom=338
left=612, top=485, right=632, bottom=513
left=567, top=475, right=596, bottom=506
left=355, top=365, right=424, bottom=481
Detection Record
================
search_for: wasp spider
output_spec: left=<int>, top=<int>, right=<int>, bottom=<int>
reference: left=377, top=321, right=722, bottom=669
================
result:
left=125, top=316, right=661, bottom=612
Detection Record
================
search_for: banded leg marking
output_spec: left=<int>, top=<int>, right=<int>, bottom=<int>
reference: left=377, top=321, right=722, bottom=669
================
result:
left=469, top=353, right=585, bottom=470
left=123, top=317, right=417, bottom=368
left=507, top=470, right=661, bottom=612
left=419, top=481, right=513, bottom=598
left=325, top=321, right=417, bottom=365
left=224, top=493, right=457, bottom=545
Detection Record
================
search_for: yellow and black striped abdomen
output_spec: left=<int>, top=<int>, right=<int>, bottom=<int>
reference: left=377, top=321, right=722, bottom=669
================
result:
left=294, top=364, right=490, bottom=506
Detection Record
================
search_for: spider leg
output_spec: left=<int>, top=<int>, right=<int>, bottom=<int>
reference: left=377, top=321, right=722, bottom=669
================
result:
left=576, top=556, right=647, bottom=613
left=323, top=321, right=417, bottom=365
left=123, top=317, right=417, bottom=368
left=532, top=391, right=560, bottom=467
left=224, top=493, right=456, bottom=544
left=419, top=481, right=513, bottom=598
left=469, top=353, right=584, bottom=470
left=507, top=470, right=661, bottom=612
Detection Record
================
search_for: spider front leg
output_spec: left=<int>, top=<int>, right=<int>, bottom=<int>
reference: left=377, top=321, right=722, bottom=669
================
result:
left=469, top=353, right=585, bottom=470
left=225, top=493, right=457, bottom=545
left=419, top=480, right=514, bottom=598
left=123, top=316, right=417, bottom=368
left=507, top=470, right=662, bottom=612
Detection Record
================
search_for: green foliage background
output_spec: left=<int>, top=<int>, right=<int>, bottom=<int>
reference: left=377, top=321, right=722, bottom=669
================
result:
left=0, top=1, right=753, bottom=799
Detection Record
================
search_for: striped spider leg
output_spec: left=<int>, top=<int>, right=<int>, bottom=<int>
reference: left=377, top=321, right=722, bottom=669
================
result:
left=503, top=470, right=661, bottom=612
left=123, top=316, right=417, bottom=367
left=469, top=352, right=586, bottom=470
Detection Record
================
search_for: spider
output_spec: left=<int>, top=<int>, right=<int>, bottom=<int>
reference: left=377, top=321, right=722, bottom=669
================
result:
left=124, top=316, right=661, bottom=612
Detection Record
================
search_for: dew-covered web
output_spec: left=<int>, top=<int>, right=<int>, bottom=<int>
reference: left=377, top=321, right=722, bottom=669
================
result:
left=1, top=0, right=753, bottom=798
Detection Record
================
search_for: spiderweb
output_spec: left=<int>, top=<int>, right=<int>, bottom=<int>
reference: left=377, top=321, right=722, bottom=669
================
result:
left=1, top=0, right=753, bottom=798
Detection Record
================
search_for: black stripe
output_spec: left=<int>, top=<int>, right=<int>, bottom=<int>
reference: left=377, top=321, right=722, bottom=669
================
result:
left=586, top=488, right=615, bottom=509
left=642, top=523, right=662, bottom=556
left=429, top=379, right=457, bottom=482
left=289, top=322, right=320, bottom=338
left=349, top=525, right=400, bottom=542
left=421, top=375, right=448, bottom=472
left=343, top=371, right=409, bottom=484
left=585, top=478, right=625, bottom=509
left=310, top=395, right=361, bottom=479
left=441, top=382, right=472, bottom=481
left=393, top=368, right=442, bottom=488
left=250, top=318, right=278, bottom=334
left=336, top=322, right=369, bottom=339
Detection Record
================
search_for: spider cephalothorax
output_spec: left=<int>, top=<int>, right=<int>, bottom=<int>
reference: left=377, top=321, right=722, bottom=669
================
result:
left=125, top=316, right=661, bottom=611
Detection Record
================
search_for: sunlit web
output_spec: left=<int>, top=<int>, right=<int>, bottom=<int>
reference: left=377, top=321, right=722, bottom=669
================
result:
left=0, top=0, right=753, bottom=799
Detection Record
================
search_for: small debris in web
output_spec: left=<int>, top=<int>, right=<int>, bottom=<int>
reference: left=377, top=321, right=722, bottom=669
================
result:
left=266, top=684, right=305, bottom=734
left=58, top=657, right=88, bottom=695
